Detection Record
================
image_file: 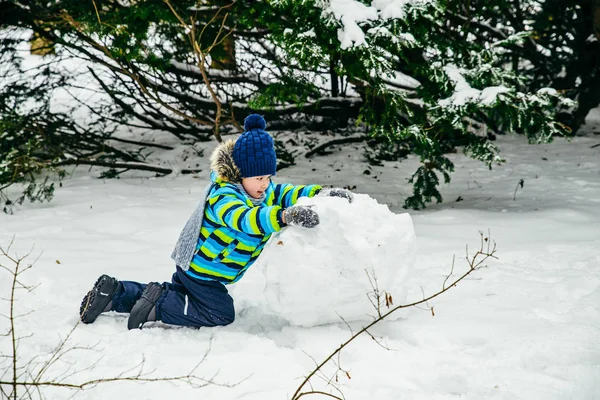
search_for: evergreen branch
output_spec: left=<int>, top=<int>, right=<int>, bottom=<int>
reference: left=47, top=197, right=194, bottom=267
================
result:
left=445, top=11, right=509, bottom=40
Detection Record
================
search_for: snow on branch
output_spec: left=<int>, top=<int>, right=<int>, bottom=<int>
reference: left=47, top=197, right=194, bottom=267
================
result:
left=438, top=64, right=510, bottom=107
left=322, top=0, right=428, bottom=49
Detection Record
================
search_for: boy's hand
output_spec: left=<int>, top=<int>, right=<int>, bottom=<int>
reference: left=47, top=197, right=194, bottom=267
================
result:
left=283, top=206, right=319, bottom=228
left=318, top=188, right=354, bottom=203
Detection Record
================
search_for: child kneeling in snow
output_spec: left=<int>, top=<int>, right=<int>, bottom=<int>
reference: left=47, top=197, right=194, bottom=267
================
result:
left=79, top=114, right=352, bottom=330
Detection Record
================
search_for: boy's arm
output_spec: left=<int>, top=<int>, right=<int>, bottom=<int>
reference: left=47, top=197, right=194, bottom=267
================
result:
left=271, top=183, right=321, bottom=209
left=207, top=191, right=285, bottom=235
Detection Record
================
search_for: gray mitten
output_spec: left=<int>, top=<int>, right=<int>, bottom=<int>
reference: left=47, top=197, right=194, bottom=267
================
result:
left=283, top=206, right=319, bottom=228
left=318, top=188, right=354, bottom=203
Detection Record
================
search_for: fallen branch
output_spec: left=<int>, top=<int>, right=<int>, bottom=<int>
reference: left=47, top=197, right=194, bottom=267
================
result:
left=107, top=137, right=174, bottom=151
left=54, top=159, right=201, bottom=175
left=305, top=136, right=367, bottom=158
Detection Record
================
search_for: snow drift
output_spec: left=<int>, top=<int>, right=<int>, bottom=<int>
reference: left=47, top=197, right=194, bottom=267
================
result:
left=232, top=193, right=417, bottom=327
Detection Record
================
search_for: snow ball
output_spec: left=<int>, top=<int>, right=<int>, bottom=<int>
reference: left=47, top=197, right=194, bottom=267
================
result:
left=233, top=193, right=416, bottom=327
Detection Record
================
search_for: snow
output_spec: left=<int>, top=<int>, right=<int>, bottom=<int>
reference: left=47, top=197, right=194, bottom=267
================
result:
left=323, top=0, right=425, bottom=49
left=580, top=105, right=600, bottom=135
left=384, top=70, right=421, bottom=89
left=439, top=64, right=510, bottom=107
left=1, top=132, right=600, bottom=399
left=234, top=195, right=415, bottom=327
left=536, top=43, right=552, bottom=57
left=332, top=3, right=378, bottom=49
left=479, top=86, right=511, bottom=105
left=298, top=29, right=317, bottom=38
left=374, top=0, right=422, bottom=20
left=537, top=87, right=558, bottom=96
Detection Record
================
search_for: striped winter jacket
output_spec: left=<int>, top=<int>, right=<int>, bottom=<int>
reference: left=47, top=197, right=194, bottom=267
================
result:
left=186, top=140, right=321, bottom=284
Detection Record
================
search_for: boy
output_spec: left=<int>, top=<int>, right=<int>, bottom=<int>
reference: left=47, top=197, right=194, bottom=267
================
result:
left=79, top=114, right=352, bottom=330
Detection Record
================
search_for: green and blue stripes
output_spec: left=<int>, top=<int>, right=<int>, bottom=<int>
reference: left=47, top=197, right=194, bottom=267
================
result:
left=187, top=177, right=320, bottom=284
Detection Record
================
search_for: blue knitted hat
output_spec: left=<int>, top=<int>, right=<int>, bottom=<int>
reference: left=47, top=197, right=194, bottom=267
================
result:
left=233, top=114, right=277, bottom=178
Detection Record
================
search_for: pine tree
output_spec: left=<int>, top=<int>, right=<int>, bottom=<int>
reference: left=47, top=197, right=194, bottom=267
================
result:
left=271, top=0, right=575, bottom=208
left=0, top=0, right=588, bottom=210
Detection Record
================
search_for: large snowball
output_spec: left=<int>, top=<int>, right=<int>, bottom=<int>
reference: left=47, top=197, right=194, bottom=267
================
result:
left=231, top=194, right=416, bottom=327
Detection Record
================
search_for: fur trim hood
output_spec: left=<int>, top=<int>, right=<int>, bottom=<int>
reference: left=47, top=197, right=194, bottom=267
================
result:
left=210, top=139, right=242, bottom=183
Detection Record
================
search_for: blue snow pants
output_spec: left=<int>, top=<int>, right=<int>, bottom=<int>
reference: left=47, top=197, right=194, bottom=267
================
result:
left=110, top=267, right=235, bottom=327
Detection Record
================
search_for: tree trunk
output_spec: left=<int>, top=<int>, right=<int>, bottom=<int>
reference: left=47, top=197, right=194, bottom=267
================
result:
left=594, top=0, right=600, bottom=40
left=330, top=55, right=339, bottom=97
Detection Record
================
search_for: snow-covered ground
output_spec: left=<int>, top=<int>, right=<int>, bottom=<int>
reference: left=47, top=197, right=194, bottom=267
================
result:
left=1, top=133, right=599, bottom=399
left=581, top=106, right=600, bottom=135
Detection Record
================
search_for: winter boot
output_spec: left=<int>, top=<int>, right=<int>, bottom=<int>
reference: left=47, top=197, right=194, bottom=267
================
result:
left=79, top=275, right=119, bottom=324
left=127, top=283, right=164, bottom=330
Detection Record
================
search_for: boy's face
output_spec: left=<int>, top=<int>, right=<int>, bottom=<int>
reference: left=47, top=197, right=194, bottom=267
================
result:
left=242, top=175, right=271, bottom=199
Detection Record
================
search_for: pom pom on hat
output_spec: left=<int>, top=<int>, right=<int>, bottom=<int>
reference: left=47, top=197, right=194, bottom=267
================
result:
left=233, top=114, right=276, bottom=178
left=244, top=114, right=266, bottom=131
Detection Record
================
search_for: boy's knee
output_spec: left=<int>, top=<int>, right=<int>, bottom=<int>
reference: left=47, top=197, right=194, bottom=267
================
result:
left=210, top=310, right=235, bottom=326
left=221, top=313, right=235, bottom=326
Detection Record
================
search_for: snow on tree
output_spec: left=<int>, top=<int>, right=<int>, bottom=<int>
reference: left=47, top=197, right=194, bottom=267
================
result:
left=0, top=0, right=589, bottom=211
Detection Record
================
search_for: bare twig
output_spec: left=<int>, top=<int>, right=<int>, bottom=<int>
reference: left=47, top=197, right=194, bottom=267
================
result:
left=163, top=0, right=236, bottom=142
left=60, top=12, right=213, bottom=128
left=0, top=240, right=36, bottom=400
left=295, top=390, right=343, bottom=400
left=292, top=231, right=497, bottom=400
left=364, top=270, right=383, bottom=318
left=443, top=255, right=456, bottom=290
left=513, top=179, right=524, bottom=200
left=0, top=240, right=229, bottom=399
